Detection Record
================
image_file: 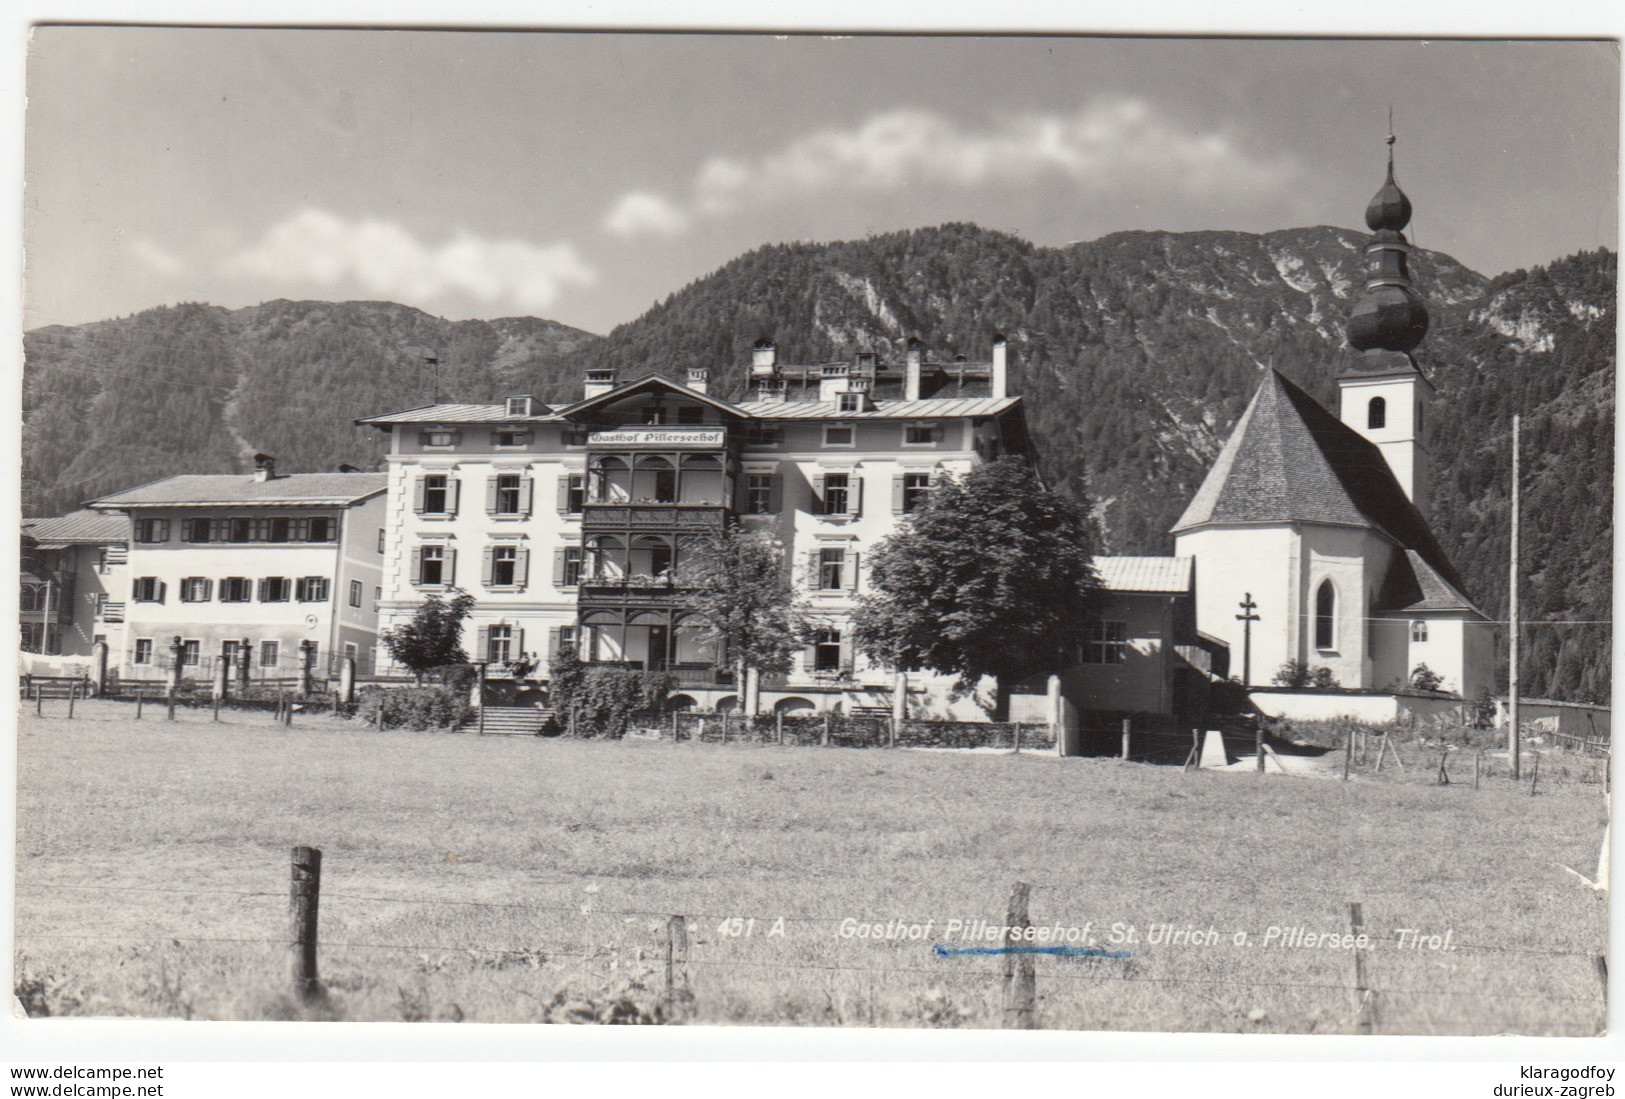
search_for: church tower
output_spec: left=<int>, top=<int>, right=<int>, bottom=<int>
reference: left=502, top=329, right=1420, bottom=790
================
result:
left=1337, top=132, right=1434, bottom=516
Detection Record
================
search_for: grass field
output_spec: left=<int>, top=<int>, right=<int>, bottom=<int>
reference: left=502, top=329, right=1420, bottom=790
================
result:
left=12, top=699, right=1609, bottom=1033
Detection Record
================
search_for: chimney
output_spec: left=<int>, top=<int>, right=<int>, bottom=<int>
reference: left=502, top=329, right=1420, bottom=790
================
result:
left=905, top=337, right=925, bottom=401
left=751, top=338, right=778, bottom=375
left=583, top=368, right=617, bottom=400
left=252, top=453, right=277, bottom=482
left=990, top=335, right=1008, bottom=399
left=686, top=367, right=709, bottom=395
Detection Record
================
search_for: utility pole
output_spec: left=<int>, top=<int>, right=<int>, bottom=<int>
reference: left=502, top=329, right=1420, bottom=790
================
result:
left=1236, top=592, right=1260, bottom=686
left=1509, top=414, right=1521, bottom=780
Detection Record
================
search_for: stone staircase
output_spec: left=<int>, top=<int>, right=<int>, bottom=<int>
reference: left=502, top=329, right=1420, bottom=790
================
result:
left=468, top=705, right=554, bottom=735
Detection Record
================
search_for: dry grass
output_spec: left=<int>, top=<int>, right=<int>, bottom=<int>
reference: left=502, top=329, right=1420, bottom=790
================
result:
left=13, top=699, right=1608, bottom=1033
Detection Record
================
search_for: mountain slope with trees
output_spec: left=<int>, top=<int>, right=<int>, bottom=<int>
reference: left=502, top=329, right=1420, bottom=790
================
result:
left=21, top=226, right=1613, bottom=701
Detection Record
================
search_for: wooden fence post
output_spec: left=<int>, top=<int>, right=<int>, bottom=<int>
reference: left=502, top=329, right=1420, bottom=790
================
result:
left=663, top=914, right=690, bottom=1020
left=212, top=689, right=221, bottom=723
left=822, top=711, right=832, bottom=747
left=1013, top=721, right=1022, bottom=755
left=1122, top=718, right=1131, bottom=761
left=672, top=711, right=679, bottom=742
left=1474, top=749, right=1482, bottom=790
left=290, top=845, right=323, bottom=1004
left=1530, top=751, right=1540, bottom=797
left=1349, top=902, right=1376, bottom=1034
left=721, top=712, right=729, bottom=745
left=67, top=682, right=76, bottom=719
left=1003, top=881, right=1036, bottom=1029
left=776, top=709, right=784, bottom=745
left=135, top=689, right=144, bottom=720
left=1343, top=730, right=1353, bottom=782
left=1255, top=721, right=1265, bottom=774
left=166, top=686, right=177, bottom=722
left=35, top=686, right=43, bottom=716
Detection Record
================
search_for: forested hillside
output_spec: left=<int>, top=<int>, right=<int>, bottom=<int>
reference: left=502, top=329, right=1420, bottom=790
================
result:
left=21, top=226, right=1613, bottom=700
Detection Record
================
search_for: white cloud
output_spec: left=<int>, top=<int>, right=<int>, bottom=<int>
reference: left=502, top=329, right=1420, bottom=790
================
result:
left=128, top=235, right=184, bottom=277
left=221, top=209, right=597, bottom=313
left=605, top=98, right=1304, bottom=237
left=602, top=191, right=693, bottom=239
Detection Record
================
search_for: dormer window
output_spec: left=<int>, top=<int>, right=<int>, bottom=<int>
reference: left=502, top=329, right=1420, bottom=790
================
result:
left=838, top=392, right=864, bottom=414
left=506, top=396, right=536, bottom=418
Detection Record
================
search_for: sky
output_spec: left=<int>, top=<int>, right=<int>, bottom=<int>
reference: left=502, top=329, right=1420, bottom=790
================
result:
left=22, top=29, right=1620, bottom=336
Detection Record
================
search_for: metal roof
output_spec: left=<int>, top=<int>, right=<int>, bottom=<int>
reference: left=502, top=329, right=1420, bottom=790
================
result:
left=21, top=509, right=129, bottom=544
left=1093, top=556, right=1194, bottom=594
left=734, top=396, right=1020, bottom=419
left=88, top=472, right=387, bottom=509
left=357, top=402, right=565, bottom=425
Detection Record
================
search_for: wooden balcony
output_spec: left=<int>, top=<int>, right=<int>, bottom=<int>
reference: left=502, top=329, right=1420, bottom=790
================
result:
left=581, top=503, right=728, bottom=532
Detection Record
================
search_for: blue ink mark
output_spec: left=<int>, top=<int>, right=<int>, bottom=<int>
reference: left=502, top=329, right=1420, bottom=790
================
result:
left=932, top=944, right=1132, bottom=960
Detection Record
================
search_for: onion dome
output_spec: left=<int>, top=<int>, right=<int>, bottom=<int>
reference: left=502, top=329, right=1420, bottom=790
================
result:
left=1347, top=132, right=1429, bottom=354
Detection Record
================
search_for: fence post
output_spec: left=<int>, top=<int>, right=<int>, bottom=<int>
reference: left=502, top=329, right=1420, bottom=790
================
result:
left=1255, top=720, right=1265, bottom=774
left=1530, top=751, right=1540, bottom=797
left=1013, top=721, right=1022, bottom=755
left=822, top=711, right=832, bottom=747
left=166, top=686, right=177, bottom=722
left=1003, top=881, right=1036, bottom=1029
left=1437, top=750, right=1450, bottom=786
left=1122, top=718, right=1131, bottom=761
left=136, top=690, right=144, bottom=720
left=290, top=845, right=323, bottom=1005
left=339, top=657, right=356, bottom=706
left=1474, top=749, right=1482, bottom=790
left=35, top=686, right=43, bottom=716
left=1343, top=730, right=1353, bottom=781
left=662, top=914, right=689, bottom=1021
left=67, top=681, right=76, bottom=719
left=776, top=709, right=784, bottom=745
left=721, top=712, right=729, bottom=745
left=212, top=690, right=221, bottom=723
left=672, top=711, right=679, bottom=742
left=1349, top=902, right=1376, bottom=1034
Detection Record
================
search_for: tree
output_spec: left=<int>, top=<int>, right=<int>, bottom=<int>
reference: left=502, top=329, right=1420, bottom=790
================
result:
left=379, top=588, right=475, bottom=683
left=676, top=524, right=811, bottom=715
left=1409, top=664, right=1446, bottom=692
left=852, top=456, right=1101, bottom=719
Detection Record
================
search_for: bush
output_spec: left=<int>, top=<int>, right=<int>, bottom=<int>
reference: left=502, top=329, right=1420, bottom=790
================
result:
left=356, top=686, right=472, bottom=731
left=1409, top=664, right=1446, bottom=692
left=1271, top=661, right=1339, bottom=689
left=546, top=650, right=675, bottom=738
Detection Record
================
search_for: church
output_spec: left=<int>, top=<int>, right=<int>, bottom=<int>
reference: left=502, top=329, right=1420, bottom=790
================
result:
left=1171, top=140, right=1497, bottom=702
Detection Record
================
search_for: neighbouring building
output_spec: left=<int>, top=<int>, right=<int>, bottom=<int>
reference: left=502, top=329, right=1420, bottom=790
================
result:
left=19, top=509, right=130, bottom=670
left=1172, top=140, right=1496, bottom=701
left=359, top=337, right=1032, bottom=716
left=85, top=458, right=387, bottom=681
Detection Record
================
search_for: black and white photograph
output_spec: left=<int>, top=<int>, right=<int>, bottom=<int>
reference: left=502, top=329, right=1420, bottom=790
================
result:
left=7, top=9, right=1619, bottom=1070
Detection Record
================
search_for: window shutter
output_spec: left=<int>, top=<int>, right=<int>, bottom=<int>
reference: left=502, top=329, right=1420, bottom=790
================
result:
left=848, top=476, right=863, bottom=517
left=892, top=475, right=905, bottom=513
left=413, top=477, right=426, bottom=513
left=556, top=474, right=571, bottom=513
left=202, top=579, right=213, bottom=602
left=516, top=549, right=530, bottom=587
left=812, top=474, right=826, bottom=515
left=156, top=580, right=166, bottom=604
left=802, top=640, right=818, bottom=673
left=476, top=625, right=490, bottom=661
left=515, top=627, right=526, bottom=657
left=482, top=546, right=495, bottom=586
left=447, top=479, right=461, bottom=516
left=553, top=548, right=567, bottom=586
left=845, top=551, right=859, bottom=592
left=548, top=625, right=563, bottom=659
left=410, top=547, right=423, bottom=585
left=806, top=550, right=821, bottom=588
left=485, top=477, right=499, bottom=515
left=519, top=477, right=534, bottom=517
left=768, top=475, right=783, bottom=513
left=443, top=547, right=457, bottom=583
left=839, top=634, right=854, bottom=676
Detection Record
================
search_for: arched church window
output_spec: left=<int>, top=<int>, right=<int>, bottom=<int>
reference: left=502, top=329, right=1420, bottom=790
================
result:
left=1368, top=396, right=1386, bottom=430
left=1411, top=621, right=1428, bottom=643
left=1314, top=580, right=1336, bottom=651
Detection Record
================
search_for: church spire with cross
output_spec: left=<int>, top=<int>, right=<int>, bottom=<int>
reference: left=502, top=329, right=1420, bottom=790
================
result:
left=1347, top=127, right=1430, bottom=354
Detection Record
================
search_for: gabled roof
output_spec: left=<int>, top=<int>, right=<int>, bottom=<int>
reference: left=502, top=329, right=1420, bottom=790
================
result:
left=357, top=402, right=565, bottom=426
left=21, top=508, right=129, bottom=545
left=1376, top=549, right=1486, bottom=617
left=88, top=472, right=387, bottom=510
left=1172, top=369, right=1468, bottom=595
left=554, top=374, right=750, bottom=420
left=1093, top=555, right=1194, bottom=594
left=734, top=396, right=1019, bottom=420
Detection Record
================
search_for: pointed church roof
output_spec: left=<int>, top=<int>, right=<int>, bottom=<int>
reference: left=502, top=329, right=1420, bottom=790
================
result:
left=1376, top=550, right=1485, bottom=617
left=1172, top=370, right=1469, bottom=596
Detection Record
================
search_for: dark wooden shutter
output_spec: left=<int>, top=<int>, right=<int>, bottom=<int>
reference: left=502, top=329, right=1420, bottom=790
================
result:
left=553, top=548, right=567, bottom=586
left=202, top=579, right=213, bottom=602
left=410, top=547, right=423, bottom=585
left=812, top=474, right=826, bottom=515
left=514, top=628, right=526, bottom=657
left=485, top=477, right=499, bottom=515
left=548, top=625, right=563, bottom=659
left=482, top=546, right=495, bottom=586
left=443, top=547, right=457, bottom=584
left=556, top=474, right=571, bottom=514
left=519, top=477, right=534, bottom=517
left=516, top=548, right=530, bottom=587
left=892, top=475, right=906, bottom=513
left=768, top=475, right=783, bottom=513
left=413, top=477, right=426, bottom=513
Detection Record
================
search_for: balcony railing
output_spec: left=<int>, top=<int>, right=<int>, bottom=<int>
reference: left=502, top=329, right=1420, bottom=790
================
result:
left=582, top=503, right=728, bottom=531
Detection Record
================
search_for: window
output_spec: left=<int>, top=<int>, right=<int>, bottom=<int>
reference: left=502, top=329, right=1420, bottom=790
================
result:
left=220, top=577, right=253, bottom=603
left=495, top=428, right=531, bottom=447
left=307, top=517, right=335, bottom=542
left=229, top=517, right=254, bottom=543
left=1083, top=621, right=1128, bottom=665
left=813, top=628, right=843, bottom=673
left=566, top=473, right=586, bottom=515
left=838, top=393, right=863, bottom=413
left=1411, top=621, right=1429, bottom=644
left=904, top=424, right=938, bottom=446
left=348, top=579, right=363, bottom=607
left=823, top=425, right=854, bottom=447
left=344, top=642, right=358, bottom=660
left=267, top=517, right=293, bottom=543
left=259, top=577, right=292, bottom=602
left=378, top=527, right=387, bottom=553
left=181, top=640, right=201, bottom=667
left=259, top=640, right=280, bottom=668
left=296, top=577, right=331, bottom=602
left=421, top=474, right=450, bottom=515
left=821, top=473, right=850, bottom=516
left=493, top=474, right=523, bottom=515
left=1314, top=580, right=1336, bottom=651
left=488, top=625, right=513, bottom=664
left=133, top=577, right=164, bottom=602
left=817, top=547, right=846, bottom=591
left=902, top=472, right=932, bottom=513
left=134, top=518, right=169, bottom=544
left=222, top=640, right=243, bottom=669
left=420, top=429, right=459, bottom=448
left=491, top=545, right=518, bottom=586
left=179, top=577, right=213, bottom=603
left=133, top=638, right=153, bottom=665
left=181, top=518, right=213, bottom=543
left=745, top=473, right=775, bottom=514
left=1368, top=396, right=1386, bottom=430
left=558, top=545, right=582, bottom=587
left=374, top=585, right=382, bottom=601
left=419, top=545, right=448, bottom=586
